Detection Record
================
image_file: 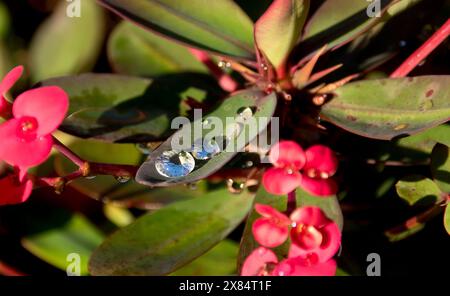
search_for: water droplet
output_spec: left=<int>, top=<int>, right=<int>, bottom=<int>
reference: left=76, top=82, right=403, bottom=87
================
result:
left=191, top=138, right=221, bottom=160
left=85, top=175, right=96, bottom=180
left=226, top=178, right=245, bottom=194
left=202, top=118, right=211, bottom=127
left=218, top=60, right=231, bottom=68
left=399, top=40, right=407, bottom=47
left=236, top=106, right=255, bottom=123
left=187, top=182, right=197, bottom=190
left=260, top=63, right=268, bottom=71
left=155, top=150, right=195, bottom=178
left=418, top=59, right=426, bottom=66
left=116, top=175, right=131, bottom=183
left=243, top=160, right=253, bottom=168
left=136, top=143, right=152, bottom=155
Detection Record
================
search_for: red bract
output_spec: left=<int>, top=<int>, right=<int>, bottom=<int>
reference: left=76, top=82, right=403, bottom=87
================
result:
left=0, top=66, right=23, bottom=117
left=0, top=168, right=33, bottom=206
left=247, top=204, right=341, bottom=276
left=252, top=204, right=291, bottom=248
left=0, top=66, right=69, bottom=168
left=241, top=247, right=278, bottom=276
left=262, top=141, right=339, bottom=197
left=272, top=256, right=337, bottom=276
left=289, top=207, right=341, bottom=263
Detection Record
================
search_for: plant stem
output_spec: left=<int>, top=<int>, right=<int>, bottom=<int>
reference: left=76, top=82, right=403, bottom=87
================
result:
left=391, top=18, right=450, bottom=78
left=286, top=190, right=297, bottom=215
left=188, top=48, right=239, bottom=92
left=52, top=136, right=85, bottom=168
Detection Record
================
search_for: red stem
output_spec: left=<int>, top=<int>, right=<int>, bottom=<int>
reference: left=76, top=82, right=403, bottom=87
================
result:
left=189, top=48, right=239, bottom=92
left=391, top=18, right=450, bottom=78
left=52, top=136, right=85, bottom=167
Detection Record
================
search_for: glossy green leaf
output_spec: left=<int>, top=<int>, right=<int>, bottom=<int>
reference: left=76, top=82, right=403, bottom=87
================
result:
left=136, top=89, right=277, bottom=187
left=299, top=0, right=396, bottom=55
left=431, top=143, right=450, bottom=193
left=395, top=175, right=443, bottom=206
left=40, top=73, right=222, bottom=142
left=99, top=0, right=255, bottom=59
left=22, top=212, right=104, bottom=275
left=108, top=22, right=207, bottom=77
left=237, top=186, right=343, bottom=272
left=385, top=223, right=425, bottom=242
left=445, top=204, right=450, bottom=235
left=170, top=240, right=238, bottom=276
left=255, top=0, right=309, bottom=68
left=396, top=124, right=450, bottom=154
left=29, top=0, right=105, bottom=82
left=88, top=188, right=254, bottom=275
left=321, top=76, right=450, bottom=140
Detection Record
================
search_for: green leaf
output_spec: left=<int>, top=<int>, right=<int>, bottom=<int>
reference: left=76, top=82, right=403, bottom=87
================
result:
left=255, top=0, right=309, bottom=68
left=299, top=0, right=396, bottom=55
left=108, top=22, right=207, bottom=77
left=237, top=186, right=343, bottom=272
left=321, top=76, right=450, bottom=140
left=396, top=124, right=450, bottom=154
left=39, top=73, right=222, bottom=142
left=136, top=89, right=277, bottom=187
left=22, top=212, right=104, bottom=275
left=170, top=240, right=238, bottom=276
left=385, top=223, right=425, bottom=242
left=445, top=204, right=450, bottom=235
left=395, top=175, right=443, bottom=206
left=431, top=143, right=450, bottom=193
left=29, top=0, right=105, bottom=82
left=103, top=204, right=135, bottom=227
left=88, top=188, right=254, bottom=275
left=0, top=2, right=10, bottom=39
left=99, top=0, right=255, bottom=59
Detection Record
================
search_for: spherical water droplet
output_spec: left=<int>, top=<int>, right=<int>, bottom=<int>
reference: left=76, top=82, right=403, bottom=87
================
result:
left=187, top=183, right=197, bottom=190
left=136, top=143, right=152, bottom=155
left=243, top=160, right=253, bottom=168
left=218, top=60, right=231, bottom=68
left=236, top=106, right=255, bottom=123
left=155, top=150, right=195, bottom=178
left=191, top=139, right=221, bottom=160
left=260, top=63, right=268, bottom=71
left=116, top=175, right=131, bottom=183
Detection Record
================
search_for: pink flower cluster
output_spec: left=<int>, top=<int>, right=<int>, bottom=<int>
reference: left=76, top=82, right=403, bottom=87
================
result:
left=263, top=141, right=339, bottom=196
left=241, top=205, right=341, bottom=276
left=0, top=66, right=69, bottom=206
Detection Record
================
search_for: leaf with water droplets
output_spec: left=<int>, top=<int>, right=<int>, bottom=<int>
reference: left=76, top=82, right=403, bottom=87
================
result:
left=395, top=175, right=443, bottom=206
left=88, top=188, right=254, bottom=275
left=136, top=89, right=277, bottom=187
left=321, top=76, right=450, bottom=140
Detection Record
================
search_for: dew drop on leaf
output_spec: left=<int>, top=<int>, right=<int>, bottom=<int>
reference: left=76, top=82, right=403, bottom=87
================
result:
left=155, top=150, right=195, bottom=178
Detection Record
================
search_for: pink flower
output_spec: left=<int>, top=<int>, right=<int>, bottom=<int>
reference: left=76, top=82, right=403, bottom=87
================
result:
left=241, top=247, right=278, bottom=276
left=288, top=206, right=341, bottom=263
left=0, top=66, right=23, bottom=118
left=240, top=247, right=337, bottom=276
left=272, top=256, right=337, bottom=276
left=0, top=66, right=69, bottom=168
left=252, top=204, right=341, bottom=261
left=252, top=204, right=291, bottom=248
left=262, top=141, right=339, bottom=197
left=0, top=168, right=33, bottom=206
